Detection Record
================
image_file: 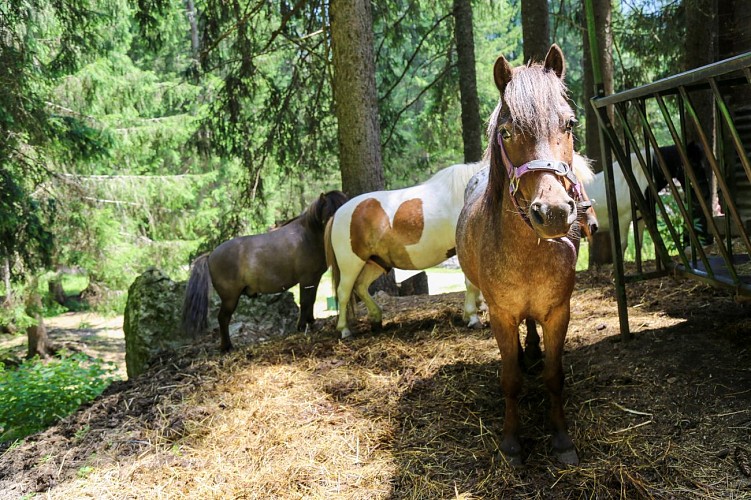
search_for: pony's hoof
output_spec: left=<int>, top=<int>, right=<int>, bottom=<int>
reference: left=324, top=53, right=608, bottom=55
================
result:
left=466, top=316, right=482, bottom=329
left=500, top=438, right=523, bottom=467
left=500, top=451, right=524, bottom=467
left=554, top=447, right=579, bottom=466
left=220, top=343, right=234, bottom=354
left=340, top=329, right=352, bottom=339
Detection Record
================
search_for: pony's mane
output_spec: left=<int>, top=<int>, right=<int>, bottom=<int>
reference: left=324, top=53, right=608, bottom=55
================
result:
left=283, top=190, right=347, bottom=230
left=423, top=161, right=487, bottom=201
left=572, top=153, right=595, bottom=185
left=485, top=62, right=573, bottom=209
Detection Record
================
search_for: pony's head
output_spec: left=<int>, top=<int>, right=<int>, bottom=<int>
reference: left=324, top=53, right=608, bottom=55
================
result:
left=314, top=190, right=348, bottom=228
left=486, top=44, right=581, bottom=239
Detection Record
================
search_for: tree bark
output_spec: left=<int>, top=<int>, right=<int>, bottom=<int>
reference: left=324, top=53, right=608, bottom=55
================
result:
left=1, top=257, right=10, bottom=304
left=26, top=291, right=54, bottom=359
left=48, top=276, right=66, bottom=306
left=185, top=0, right=200, bottom=58
left=684, top=0, right=717, bottom=144
left=583, top=0, right=615, bottom=267
left=330, top=0, right=384, bottom=197
left=453, top=0, right=483, bottom=163
left=582, top=0, right=614, bottom=173
left=521, top=0, right=550, bottom=63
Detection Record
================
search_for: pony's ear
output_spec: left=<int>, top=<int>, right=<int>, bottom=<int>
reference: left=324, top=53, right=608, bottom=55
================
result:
left=543, top=44, right=565, bottom=79
left=493, top=55, right=513, bottom=94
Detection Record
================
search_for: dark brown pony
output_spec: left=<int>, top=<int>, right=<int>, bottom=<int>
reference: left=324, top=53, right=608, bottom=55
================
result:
left=456, top=45, right=588, bottom=465
left=182, top=191, right=348, bottom=352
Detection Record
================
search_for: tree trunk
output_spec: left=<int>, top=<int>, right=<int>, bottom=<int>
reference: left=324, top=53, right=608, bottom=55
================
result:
left=582, top=0, right=614, bottom=173
left=26, top=291, right=54, bottom=359
left=685, top=0, right=718, bottom=243
left=185, top=0, right=200, bottom=58
left=521, top=0, right=550, bottom=63
left=453, top=0, right=483, bottom=163
left=330, top=0, right=384, bottom=197
left=583, top=0, right=615, bottom=267
left=48, top=276, right=66, bottom=306
left=1, top=257, right=10, bottom=304
left=684, top=0, right=717, bottom=144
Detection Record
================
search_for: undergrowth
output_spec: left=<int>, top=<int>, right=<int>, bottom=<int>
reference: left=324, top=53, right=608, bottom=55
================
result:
left=0, top=352, right=117, bottom=443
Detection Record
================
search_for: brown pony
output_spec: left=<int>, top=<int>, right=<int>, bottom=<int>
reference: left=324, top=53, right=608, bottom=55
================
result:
left=182, top=191, right=348, bottom=352
left=456, top=45, right=588, bottom=465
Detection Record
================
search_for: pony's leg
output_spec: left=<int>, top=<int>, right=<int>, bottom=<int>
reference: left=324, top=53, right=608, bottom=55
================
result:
left=540, top=305, right=579, bottom=465
left=297, top=280, right=319, bottom=331
left=463, top=278, right=483, bottom=328
left=490, top=310, right=524, bottom=466
left=335, top=265, right=361, bottom=339
left=217, top=295, right=240, bottom=353
left=352, top=262, right=385, bottom=331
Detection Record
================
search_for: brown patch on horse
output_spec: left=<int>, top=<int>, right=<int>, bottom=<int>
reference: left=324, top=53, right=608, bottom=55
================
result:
left=349, top=198, right=425, bottom=269
left=392, top=198, right=424, bottom=245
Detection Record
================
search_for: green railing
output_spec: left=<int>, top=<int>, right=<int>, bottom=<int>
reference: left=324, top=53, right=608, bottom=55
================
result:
left=590, top=52, right=751, bottom=339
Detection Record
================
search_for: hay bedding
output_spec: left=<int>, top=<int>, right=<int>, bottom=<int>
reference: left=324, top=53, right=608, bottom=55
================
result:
left=0, top=270, right=750, bottom=499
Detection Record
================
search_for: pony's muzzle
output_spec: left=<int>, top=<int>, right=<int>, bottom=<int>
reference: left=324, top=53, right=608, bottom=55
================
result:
left=529, top=198, right=577, bottom=235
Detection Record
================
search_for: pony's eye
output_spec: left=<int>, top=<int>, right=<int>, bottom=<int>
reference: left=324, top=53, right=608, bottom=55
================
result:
left=565, top=118, right=578, bottom=132
left=500, top=128, right=512, bottom=140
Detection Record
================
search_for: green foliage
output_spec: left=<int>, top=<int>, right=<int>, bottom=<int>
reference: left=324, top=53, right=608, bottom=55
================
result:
left=0, top=0, right=130, bottom=277
left=612, top=1, right=685, bottom=89
left=0, top=352, right=117, bottom=443
left=0, top=300, right=36, bottom=332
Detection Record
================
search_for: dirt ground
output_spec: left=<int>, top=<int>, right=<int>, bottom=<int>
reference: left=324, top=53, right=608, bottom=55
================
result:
left=0, top=312, right=127, bottom=380
left=0, top=267, right=750, bottom=499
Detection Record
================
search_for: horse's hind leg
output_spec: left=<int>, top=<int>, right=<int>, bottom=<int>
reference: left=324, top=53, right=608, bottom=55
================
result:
left=353, top=261, right=385, bottom=332
left=335, top=265, right=361, bottom=339
left=217, top=295, right=240, bottom=353
left=540, top=305, right=578, bottom=465
left=463, top=278, right=483, bottom=328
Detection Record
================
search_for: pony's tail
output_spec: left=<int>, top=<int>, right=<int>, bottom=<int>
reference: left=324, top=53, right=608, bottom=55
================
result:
left=181, top=253, right=212, bottom=337
left=324, top=218, right=356, bottom=322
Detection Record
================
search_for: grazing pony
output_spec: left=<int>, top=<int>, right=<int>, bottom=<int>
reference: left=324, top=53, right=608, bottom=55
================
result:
left=456, top=45, right=588, bottom=465
left=182, top=191, right=348, bottom=352
left=325, top=161, right=486, bottom=338
left=586, top=142, right=712, bottom=253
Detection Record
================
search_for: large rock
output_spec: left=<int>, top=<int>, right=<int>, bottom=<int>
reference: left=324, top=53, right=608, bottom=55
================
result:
left=124, top=268, right=299, bottom=379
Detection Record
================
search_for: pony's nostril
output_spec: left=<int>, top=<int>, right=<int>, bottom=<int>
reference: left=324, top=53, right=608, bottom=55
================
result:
left=568, top=200, right=576, bottom=214
left=531, top=202, right=545, bottom=214
left=530, top=202, right=546, bottom=225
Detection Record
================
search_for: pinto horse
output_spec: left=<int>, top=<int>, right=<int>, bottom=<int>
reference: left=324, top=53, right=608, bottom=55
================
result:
left=182, top=191, right=348, bottom=352
left=456, top=45, right=587, bottom=465
left=325, top=161, right=486, bottom=338
left=586, top=142, right=712, bottom=254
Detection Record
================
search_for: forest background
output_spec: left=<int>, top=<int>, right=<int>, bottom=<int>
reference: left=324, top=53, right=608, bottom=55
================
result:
left=0, top=0, right=694, bottom=331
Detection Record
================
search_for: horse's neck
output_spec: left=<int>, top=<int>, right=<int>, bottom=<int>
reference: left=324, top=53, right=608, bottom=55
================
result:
left=296, top=211, right=323, bottom=234
left=632, top=155, right=650, bottom=193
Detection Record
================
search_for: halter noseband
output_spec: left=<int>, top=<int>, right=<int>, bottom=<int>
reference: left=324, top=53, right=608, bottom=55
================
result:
left=497, top=131, right=584, bottom=229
